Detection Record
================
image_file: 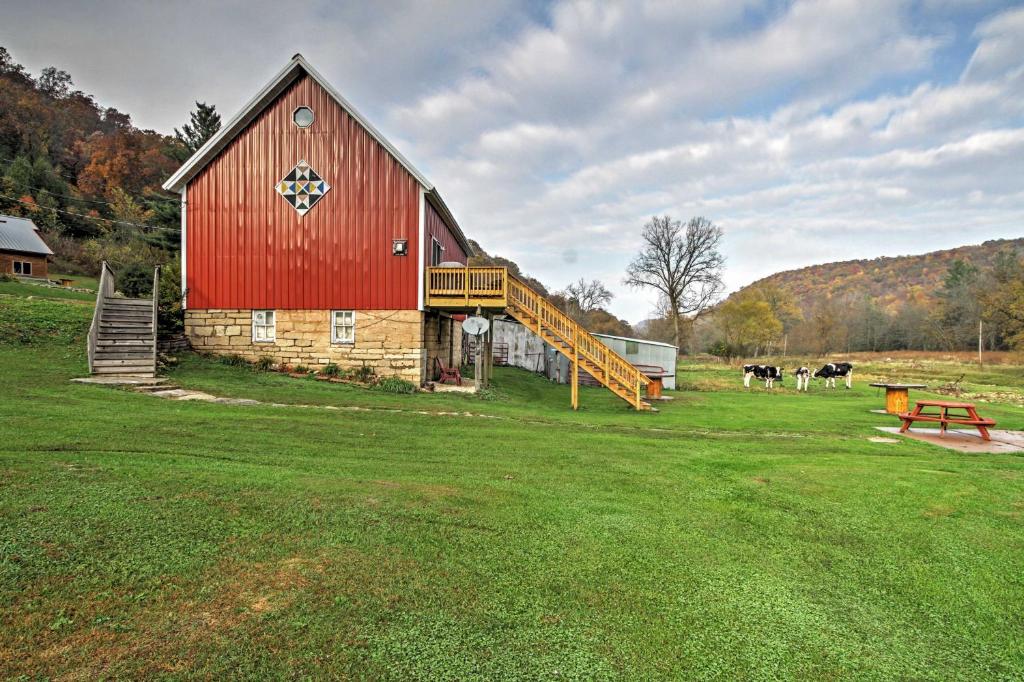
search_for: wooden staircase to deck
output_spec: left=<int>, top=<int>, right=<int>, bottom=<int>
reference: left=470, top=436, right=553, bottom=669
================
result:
left=87, top=262, right=160, bottom=378
left=426, top=267, right=652, bottom=411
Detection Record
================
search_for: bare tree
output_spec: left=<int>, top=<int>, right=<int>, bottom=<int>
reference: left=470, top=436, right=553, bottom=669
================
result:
left=625, top=216, right=725, bottom=352
left=561, top=278, right=613, bottom=315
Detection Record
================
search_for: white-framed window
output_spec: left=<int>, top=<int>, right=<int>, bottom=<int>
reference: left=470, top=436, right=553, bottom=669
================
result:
left=292, top=106, right=315, bottom=128
left=331, top=310, right=355, bottom=344
left=252, top=310, right=276, bottom=343
left=431, top=238, right=445, bottom=266
left=13, top=261, right=30, bottom=275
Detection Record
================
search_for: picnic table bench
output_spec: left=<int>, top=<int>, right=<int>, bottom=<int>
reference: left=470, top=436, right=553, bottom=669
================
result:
left=898, top=400, right=996, bottom=441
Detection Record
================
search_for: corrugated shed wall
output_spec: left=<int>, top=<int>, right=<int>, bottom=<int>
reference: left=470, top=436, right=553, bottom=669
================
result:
left=424, top=200, right=467, bottom=265
left=186, top=74, right=421, bottom=310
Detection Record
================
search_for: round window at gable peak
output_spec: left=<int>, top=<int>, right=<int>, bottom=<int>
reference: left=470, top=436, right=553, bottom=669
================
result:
left=292, top=106, right=314, bottom=129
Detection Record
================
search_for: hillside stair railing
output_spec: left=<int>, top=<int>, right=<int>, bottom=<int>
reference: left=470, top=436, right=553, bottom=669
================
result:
left=86, top=261, right=160, bottom=378
left=425, top=266, right=651, bottom=411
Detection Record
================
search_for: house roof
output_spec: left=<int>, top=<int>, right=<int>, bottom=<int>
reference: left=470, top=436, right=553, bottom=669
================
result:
left=0, top=214, right=53, bottom=256
left=162, top=53, right=472, bottom=255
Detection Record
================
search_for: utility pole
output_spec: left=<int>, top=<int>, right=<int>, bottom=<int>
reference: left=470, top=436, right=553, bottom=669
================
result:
left=978, top=319, right=983, bottom=367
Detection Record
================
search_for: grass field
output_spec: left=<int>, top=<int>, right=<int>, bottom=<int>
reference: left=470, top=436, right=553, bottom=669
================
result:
left=2, top=291, right=1024, bottom=679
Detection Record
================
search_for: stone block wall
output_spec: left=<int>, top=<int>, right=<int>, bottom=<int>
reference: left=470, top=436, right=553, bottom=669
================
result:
left=185, top=309, right=427, bottom=383
left=424, top=313, right=463, bottom=381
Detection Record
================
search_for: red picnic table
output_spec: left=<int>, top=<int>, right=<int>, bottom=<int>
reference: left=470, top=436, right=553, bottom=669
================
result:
left=898, top=399, right=997, bottom=441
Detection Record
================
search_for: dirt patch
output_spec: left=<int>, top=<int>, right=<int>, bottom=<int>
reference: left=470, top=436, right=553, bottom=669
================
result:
left=923, top=505, right=957, bottom=519
left=752, top=476, right=770, bottom=485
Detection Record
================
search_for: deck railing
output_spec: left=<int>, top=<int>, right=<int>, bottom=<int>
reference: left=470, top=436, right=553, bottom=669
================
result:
left=505, top=275, right=650, bottom=406
left=426, top=266, right=507, bottom=305
left=425, top=265, right=651, bottom=409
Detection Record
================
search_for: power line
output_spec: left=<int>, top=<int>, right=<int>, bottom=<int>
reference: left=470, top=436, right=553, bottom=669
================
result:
left=0, top=154, right=180, bottom=204
left=0, top=193, right=180, bottom=233
left=3, top=175, right=182, bottom=209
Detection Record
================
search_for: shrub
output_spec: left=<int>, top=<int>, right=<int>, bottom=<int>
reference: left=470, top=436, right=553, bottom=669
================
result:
left=352, top=365, right=375, bottom=383
left=0, top=273, right=15, bottom=283
left=375, top=376, right=417, bottom=394
left=117, top=262, right=153, bottom=298
left=293, top=364, right=310, bottom=374
left=476, top=388, right=498, bottom=401
left=156, top=261, right=184, bottom=335
left=319, top=363, right=341, bottom=378
left=253, top=356, right=275, bottom=372
left=218, top=353, right=249, bottom=367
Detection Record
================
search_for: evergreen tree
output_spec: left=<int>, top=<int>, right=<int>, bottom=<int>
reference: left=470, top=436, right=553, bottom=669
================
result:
left=172, top=101, right=221, bottom=161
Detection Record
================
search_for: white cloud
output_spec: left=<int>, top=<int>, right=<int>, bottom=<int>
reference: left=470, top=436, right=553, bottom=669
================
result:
left=5, top=0, right=1022, bottom=324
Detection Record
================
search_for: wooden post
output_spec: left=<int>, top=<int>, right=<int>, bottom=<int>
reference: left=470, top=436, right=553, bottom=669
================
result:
left=978, top=319, right=983, bottom=367
left=571, top=327, right=579, bottom=410
left=484, top=313, right=493, bottom=387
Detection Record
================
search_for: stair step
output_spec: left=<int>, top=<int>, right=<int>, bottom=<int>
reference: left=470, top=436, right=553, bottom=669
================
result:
left=97, top=334, right=154, bottom=341
left=103, top=297, right=151, bottom=306
left=95, top=351, right=153, bottom=360
left=96, top=339, right=152, bottom=347
left=99, top=324, right=152, bottom=331
left=92, top=369, right=155, bottom=377
left=92, top=359, right=156, bottom=368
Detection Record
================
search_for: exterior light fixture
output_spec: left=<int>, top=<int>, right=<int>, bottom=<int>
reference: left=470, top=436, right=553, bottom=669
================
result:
left=393, top=239, right=408, bottom=256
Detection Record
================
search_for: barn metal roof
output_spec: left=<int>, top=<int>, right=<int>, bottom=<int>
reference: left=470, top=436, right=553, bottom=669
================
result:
left=591, top=333, right=679, bottom=350
left=0, top=214, right=53, bottom=256
left=162, top=54, right=472, bottom=255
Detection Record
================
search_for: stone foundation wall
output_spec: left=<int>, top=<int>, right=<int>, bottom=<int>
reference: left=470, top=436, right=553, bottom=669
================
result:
left=424, top=313, right=463, bottom=381
left=185, top=309, right=427, bottom=383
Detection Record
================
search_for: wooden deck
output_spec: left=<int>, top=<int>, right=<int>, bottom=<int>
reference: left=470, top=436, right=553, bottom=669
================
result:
left=425, top=266, right=652, bottom=411
left=424, top=266, right=508, bottom=310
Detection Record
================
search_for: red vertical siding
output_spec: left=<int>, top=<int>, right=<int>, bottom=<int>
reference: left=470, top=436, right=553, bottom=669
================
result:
left=186, top=75, right=421, bottom=310
left=423, top=200, right=468, bottom=266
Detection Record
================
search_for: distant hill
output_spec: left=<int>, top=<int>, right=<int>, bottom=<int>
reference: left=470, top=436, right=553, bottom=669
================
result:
left=732, top=238, right=1024, bottom=312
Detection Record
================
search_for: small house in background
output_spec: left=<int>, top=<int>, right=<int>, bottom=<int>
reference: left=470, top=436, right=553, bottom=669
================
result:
left=0, top=214, right=52, bottom=279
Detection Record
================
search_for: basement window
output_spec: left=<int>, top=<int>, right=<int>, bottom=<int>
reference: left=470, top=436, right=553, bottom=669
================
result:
left=13, top=261, right=31, bottom=275
left=252, top=310, right=276, bottom=343
left=331, top=310, right=355, bottom=344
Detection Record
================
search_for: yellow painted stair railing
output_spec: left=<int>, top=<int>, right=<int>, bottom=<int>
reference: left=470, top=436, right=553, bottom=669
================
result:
left=424, top=266, right=652, bottom=410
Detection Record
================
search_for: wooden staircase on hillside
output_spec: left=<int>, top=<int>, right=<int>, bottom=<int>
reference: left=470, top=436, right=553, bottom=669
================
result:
left=87, top=262, right=160, bottom=378
left=425, top=267, right=652, bottom=411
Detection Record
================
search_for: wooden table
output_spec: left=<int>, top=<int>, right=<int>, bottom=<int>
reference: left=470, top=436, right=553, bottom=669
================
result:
left=870, top=383, right=928, bottom=414
left=898, top=400, right=996, bottom=441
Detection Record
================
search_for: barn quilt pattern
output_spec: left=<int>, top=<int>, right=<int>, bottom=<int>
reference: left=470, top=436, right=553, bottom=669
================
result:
left=275, top=160, right=330, bottom=216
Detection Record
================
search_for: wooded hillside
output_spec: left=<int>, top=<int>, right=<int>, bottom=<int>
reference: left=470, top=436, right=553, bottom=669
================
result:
left=736, top=238, right=1024, bottom=313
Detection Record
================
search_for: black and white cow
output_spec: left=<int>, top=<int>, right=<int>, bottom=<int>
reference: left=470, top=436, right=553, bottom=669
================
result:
left=813, top=362, right=854, bottom=389
left=742, top=364, right=760, bottom=388
left=793, top=366, right=811, bottom=392
left=744, top=364, right=784, bottom=389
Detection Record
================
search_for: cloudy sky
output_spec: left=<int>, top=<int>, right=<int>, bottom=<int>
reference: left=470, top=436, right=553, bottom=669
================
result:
left=5, top=0, right=1024, bottom=322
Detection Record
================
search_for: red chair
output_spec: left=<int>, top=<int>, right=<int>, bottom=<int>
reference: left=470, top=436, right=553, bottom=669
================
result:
left=435, top=357, right=462, bottom=386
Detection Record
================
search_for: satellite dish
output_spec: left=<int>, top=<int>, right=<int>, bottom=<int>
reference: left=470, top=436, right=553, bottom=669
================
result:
left=462, top=316, right=489, bottom=336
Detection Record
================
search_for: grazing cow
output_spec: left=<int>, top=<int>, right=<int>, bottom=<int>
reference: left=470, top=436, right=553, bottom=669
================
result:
left=813, top=362, right=854, bottom=389
left=747, top=364, right=784, bottom=388
left=793, top=366, right=811, bottom=392
left=742, top=364, right=760, bottom=388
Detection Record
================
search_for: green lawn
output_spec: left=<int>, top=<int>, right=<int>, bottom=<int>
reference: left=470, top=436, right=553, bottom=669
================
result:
left=0, top=271, right=97, bottom=302
left=2, top=295, right=1023, bottom=679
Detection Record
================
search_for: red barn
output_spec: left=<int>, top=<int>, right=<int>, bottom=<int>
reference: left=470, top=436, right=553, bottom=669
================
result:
left=163, top=54, right=470, bottom=383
